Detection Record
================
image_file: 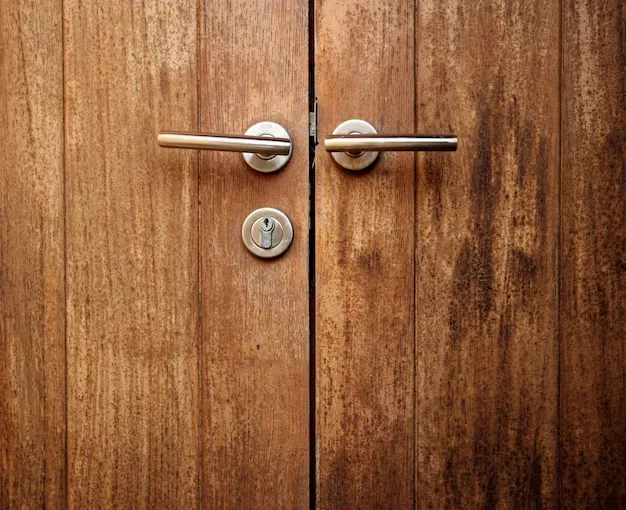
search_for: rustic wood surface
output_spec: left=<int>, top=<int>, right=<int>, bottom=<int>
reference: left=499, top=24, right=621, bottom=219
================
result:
left=561, top=0, right=626, bottom=507
left=0, top=1, right=65, bottom=508
left=64, top=1, right=199, bottom=507
left=1, top=0, right=625, bottom=507
left=315, top=1, right=416, bottom=507
left=199, top=1, right=310, bottom=507
left=416, top=1, right=560, bottom=507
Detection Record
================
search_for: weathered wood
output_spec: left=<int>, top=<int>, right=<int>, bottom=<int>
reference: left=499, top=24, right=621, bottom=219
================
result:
left=415, top=1, right=560, bottom=507
left=64, top=1, right=199, bottom=507
left=0, top=1, right=65, bottom=507
left=315, top=1, right=416, bottom=507
left=3, top=1, right=624, bottom=507
left=561, top=0, right=626, bottom=506
left=199, top=1, right=310, bottom=507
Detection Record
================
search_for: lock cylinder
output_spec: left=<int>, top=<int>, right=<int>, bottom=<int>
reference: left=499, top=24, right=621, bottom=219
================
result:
left=251, top=216, right=284, bottom=249
left=242, top=207, right=293, bottom=258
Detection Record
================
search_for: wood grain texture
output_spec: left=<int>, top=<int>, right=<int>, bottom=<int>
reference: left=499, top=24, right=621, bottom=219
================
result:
left=0, top=1, right=65, bottom=508
left=199, top=1, right=309, bottom=507
left=64, top=1, right=199, bottom=507
left=315, top=1, right=416, bottom=507
left=416, top=1, right=559, bottom=507
left=561, top=0, right=626, bottom=506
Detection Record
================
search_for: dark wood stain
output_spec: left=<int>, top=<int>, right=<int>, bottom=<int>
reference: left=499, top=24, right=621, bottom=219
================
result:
left=561, top=0, right=626, bottom=506
left=316, top=0, right=416, bottom=507
left=0, top=1, right=65, bottom=507
left=416, top=0, right=560, bottom=508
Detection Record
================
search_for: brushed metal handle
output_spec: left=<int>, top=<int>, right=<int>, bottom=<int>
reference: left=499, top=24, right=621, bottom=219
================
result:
left=158, top=133, right=290, bottom=155
left=324, top=119, right=457, bottom=171
left=158, top=121, right=292, bottom=173
left=325, top=135, right=458, bottom=153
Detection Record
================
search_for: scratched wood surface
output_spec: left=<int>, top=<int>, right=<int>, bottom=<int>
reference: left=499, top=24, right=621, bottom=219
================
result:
left=0, top=1, right=65, bottom=508
left=199, top=1, right=310, bottom=507
left=415, top=1, right=560, bottom=507
left=64, top=1, right=199, bottom=507
left=315, top=1, right=416, bottom=507
left=561, top=0, right=626, bottom=506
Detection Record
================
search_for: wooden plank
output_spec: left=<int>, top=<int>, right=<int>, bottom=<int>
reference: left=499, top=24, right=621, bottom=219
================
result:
left=64, top=1, right=199, bottom=507
left=0, top=1, right=65, bottom=507
left=315, top=1, right=416, bottom=507
left=415, top=1, right=560, bottom=507
left=561, top=1, right=626, bottom=506
left=199, top=1, right=310, bottom=507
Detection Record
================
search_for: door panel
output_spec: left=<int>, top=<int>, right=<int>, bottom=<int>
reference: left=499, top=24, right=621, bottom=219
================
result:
left=316, top=0, right=561, bottom=507
left=415, top=1, right=559, bottom=507
left=199, top=1, right=310, bottom=507
left=315, top=1, right=416, bottom=507
left=0, top=1, right=65, bottom=507
left=65, top=1, right=199, bottom=507
left=561, top=0, right=626, bottom=506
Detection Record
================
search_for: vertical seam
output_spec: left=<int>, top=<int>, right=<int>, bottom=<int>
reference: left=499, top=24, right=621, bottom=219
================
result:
left=413, top=0, right=419, bottom=507
left=62, top=0, right=68, bottom=505
left=196, top=0, right=202, bottom=507
left=308, top=1, right=317, bottom=507
left=557, top=0, right=563, bottom=505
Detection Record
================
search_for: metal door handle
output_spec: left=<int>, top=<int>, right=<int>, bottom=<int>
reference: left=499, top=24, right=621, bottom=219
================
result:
left=324, top=119, right=457, bottom=170
left=158, top=133, right=290, bottom=154
left=158, top=121, right=292, bottom=173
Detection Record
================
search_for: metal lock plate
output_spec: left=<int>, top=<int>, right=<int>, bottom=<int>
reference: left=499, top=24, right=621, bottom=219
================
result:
left=242, top=207, right=293, bottom=258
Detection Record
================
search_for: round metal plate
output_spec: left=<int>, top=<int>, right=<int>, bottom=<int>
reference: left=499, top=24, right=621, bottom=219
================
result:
left=330, top=119, right=379, bottom=171
left=243, top=121, right=292, bottom=173
left=242, top=207, right=294, bottom=258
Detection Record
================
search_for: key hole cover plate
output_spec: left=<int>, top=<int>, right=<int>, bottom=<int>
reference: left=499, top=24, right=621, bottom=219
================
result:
left=242, top=207, right=293, bottom=258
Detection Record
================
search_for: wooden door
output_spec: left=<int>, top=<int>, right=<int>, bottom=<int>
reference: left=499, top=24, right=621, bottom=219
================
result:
left=1, top=0, right=309, bottom=508
left=1, top=0, right=624, bottom=509
left=315, top=0, right=625, bottom=508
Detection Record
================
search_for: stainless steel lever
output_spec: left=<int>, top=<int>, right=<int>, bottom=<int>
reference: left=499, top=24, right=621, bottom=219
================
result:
left=158, top=133, right=290, bottom=155
left=158, top=121, right=292, bottom=173
left=325, top=119, right=457, bottom=170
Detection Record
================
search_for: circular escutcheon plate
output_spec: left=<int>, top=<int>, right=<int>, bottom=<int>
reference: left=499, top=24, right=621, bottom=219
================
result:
left=330, top=119, right=379, bottom=171
left=241, top=207, right=294, bottom=258
left=242, top=121, right=292, bottom=173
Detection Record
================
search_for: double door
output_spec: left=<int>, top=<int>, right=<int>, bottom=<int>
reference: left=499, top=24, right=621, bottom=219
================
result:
left=1, top=0, right=624, bottom=508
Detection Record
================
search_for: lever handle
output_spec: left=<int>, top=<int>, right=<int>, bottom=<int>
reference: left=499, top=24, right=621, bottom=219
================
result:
left=325, top=135, right=457, bottom=153
left=324, top=119, right=457, bottom=170
left=158, top=132, right=290, bottom=155
left=158, top=121, right=292, bottom=173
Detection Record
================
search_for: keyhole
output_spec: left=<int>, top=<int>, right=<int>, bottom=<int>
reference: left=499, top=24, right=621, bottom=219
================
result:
left=260, top=217, right=274, bottom=232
